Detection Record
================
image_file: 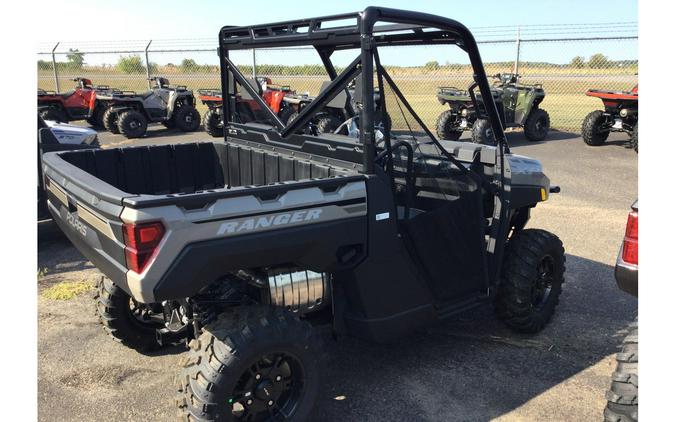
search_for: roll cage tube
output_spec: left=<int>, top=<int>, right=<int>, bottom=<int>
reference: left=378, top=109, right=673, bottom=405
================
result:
left=359, top=6, right=509, bottom=153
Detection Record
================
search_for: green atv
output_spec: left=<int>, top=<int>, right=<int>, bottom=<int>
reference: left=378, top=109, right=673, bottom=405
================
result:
left=436, top=73, right=550, bottom=144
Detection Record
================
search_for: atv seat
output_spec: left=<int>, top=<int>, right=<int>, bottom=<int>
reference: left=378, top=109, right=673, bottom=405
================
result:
left=58, top=90, right=76, bottom=99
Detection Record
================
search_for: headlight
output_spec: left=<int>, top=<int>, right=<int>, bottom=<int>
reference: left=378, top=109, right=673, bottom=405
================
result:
left=461, top=108, right=469, bottom=117
left=619, top=108, right=628, bottom=118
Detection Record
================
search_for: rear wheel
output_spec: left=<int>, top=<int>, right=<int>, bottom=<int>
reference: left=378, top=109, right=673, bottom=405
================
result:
left=40, top=107, right=68, bottom=123
left=176, top=306, right=320, bottom=421
left=315, top=114, right=342, bottom=134
left=582, top=110, right=610, bottom=146
left=524, top=108, right=550, bottom=142
left=174, top=105, right=201, bottom=132
left=630, top=122, right=638, bottom=153
left=102, top=108, right=120, bottom=134
left=118, top=110, right=148, bottom=138
left=495, top=229, right=566, bottom=333
left=471, top=118, right=496, bottom=145
left=203, top=108, right=223, bottom=137
left=436, top=109, right=462, bottom=141
left=604, top=321, right=638, bottom=422
left=94, top=277, right=162, bottom=352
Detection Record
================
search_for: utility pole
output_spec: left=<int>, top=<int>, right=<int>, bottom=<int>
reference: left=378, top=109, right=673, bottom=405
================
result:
left=514, top=26, right=521, bottom=77
left=52, top=42, right=60, bottom=92
left=145, top=40, right=153, bottom=89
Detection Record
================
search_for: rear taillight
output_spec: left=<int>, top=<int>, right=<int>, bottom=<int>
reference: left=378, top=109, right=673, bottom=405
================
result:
left=621, top=211, right=638, bottom=265
left=122, top=221, right=165, bottom=274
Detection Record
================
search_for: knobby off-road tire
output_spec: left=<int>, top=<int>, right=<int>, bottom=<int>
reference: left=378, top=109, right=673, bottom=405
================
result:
left=88, top=106, right=107, bottom=128
left=175, top=105, right=201, bottom=132
left=604, top=321, right=638, bottom=422
left=524, top=108, right=550, bottom=142
left=176, top=306, right=320, bottom=422
left=630, top=122, right=638, bottom=153
left=102, top=108, right=120, bottom=134
left=278, top=106, right=296, bottom=124
left=315, top=114, right=342, bottom=134
left=203, top=108, right=224, bottom=137
left=41, top=108, right=68, bottom=123
left=582, top=110, right=610, bottom=146
left=94, top=277, right=162, bottom=352
left=436, top=109, right=462, bottom=141
left=162, top=116, right=177, bottom=129
left=495, top=229, right=566, bottom=333
left=118, top=110, right=148, bottom=138
left=471, top=118, right=496, bottom=145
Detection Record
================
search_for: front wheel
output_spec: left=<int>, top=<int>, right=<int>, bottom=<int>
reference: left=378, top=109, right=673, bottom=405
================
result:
left=471, top=118, right=496, bottom=145
left=176, top=307, right=320, bottom=421
left=174, top=105, right=201, bottom=132
left=524, top=108, right=550, bottom=142
left=436, top=109, right=462, bottom=141
left=582, top=110, right=610, bottom=146
left=203, top=108, right=223, bottom=137
left=495, top=229, right=566, bottom=333
left=630, top=122, right=638, bottom=153
left=118, top=110, right=148, bottom=138
left=94, top=277, right=162, bottom=352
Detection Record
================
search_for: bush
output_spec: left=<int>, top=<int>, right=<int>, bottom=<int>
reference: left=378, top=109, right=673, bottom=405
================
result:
left=117, top=55, right=146, bottom=74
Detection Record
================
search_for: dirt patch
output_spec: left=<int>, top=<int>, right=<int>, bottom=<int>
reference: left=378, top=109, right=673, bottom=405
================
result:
left=58, top=365, right=155, bottom=388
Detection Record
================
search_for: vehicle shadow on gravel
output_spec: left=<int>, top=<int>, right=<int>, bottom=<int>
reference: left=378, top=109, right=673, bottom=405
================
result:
left=313, top=254, right=637, bottom=421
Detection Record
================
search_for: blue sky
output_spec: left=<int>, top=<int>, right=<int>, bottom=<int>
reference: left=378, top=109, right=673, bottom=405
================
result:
left=50, top=0, right=637, bottom=40
left=45, top=0, right=637, bottom=66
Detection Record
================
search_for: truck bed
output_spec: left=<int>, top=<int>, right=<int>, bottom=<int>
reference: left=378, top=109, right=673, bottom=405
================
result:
left=41, top=140, right=366, bottom=303
left=57, top=141, right=351, bottom=198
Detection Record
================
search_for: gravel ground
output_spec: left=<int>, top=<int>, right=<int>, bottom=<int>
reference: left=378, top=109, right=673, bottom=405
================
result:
left=38, top=125, right=637, bottom=421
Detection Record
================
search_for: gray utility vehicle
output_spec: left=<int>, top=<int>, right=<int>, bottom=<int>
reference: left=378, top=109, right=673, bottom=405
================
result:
left=604, top=201, right=638, bottom=422
left=97, top=77, right=201, bottom=138
left=42, top=7, right=566, bottom=421
left=436, top=73, right=550, bottom=144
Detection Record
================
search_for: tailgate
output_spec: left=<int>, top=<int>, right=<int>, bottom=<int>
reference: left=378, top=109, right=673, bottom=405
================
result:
left=41, top=151, right=132, bottom=291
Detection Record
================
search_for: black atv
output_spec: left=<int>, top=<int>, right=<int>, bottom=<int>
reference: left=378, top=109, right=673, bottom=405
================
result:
left=436, top=73, right=550, bottom=144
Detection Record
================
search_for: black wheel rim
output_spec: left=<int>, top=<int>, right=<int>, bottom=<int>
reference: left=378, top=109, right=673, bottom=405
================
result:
left=183, top=112, right=194, bottom=124
left=229, top=352, right=304, bottom=421
left=532, top=254, right=555, bottom=308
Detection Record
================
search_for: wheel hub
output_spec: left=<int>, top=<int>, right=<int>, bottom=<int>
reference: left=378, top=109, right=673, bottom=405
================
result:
left=532, top=255, right=554, bottom=307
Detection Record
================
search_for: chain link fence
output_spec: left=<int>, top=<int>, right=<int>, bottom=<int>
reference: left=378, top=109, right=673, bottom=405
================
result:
left=37, top=29, right=637, bottom=133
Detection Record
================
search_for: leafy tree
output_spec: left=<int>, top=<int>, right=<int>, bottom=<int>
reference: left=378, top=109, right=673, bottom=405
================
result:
left=424, top=60, right=440, bottom=71
left=570, top=56, right=585, bottom=69
left=117, top=55, right=146, bottom=74
left=588, top=53, right=610, bottom=69
left=180, top=58, right=199, bottom=72
left=66, top=49, right=85, bottom=69
left=37, top=60, right=52, bottom=71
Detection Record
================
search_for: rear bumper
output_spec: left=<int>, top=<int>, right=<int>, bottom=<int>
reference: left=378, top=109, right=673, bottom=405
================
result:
left=615, top=245, right=638, bottom=297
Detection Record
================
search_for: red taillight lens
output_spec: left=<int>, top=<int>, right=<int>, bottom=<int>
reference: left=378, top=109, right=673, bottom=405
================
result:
left=621, top=211, right=638, bottom=265
left=122, top=221, right=165, bottom=274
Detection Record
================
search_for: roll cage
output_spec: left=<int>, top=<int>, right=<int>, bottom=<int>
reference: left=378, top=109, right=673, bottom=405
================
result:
left=218, top=6, right=509, bottom=175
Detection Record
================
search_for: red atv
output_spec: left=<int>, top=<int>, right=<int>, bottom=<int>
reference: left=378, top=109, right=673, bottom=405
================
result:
left=581, top=84, right=638, bottom=152
left=199, top=77, right=295, bottom=137
left=38, top=78, right=116, bottom=128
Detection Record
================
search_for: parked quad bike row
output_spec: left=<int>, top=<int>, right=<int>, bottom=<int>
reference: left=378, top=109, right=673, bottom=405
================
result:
left=39, top=74, right=638, bottom=151
left=38, top=77, right=201, bottom=139
left=434, top=72, right=638, bottom=152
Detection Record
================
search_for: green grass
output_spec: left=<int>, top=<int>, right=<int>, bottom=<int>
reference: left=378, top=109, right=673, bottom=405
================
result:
left=38, top=70, right=636, bottom=131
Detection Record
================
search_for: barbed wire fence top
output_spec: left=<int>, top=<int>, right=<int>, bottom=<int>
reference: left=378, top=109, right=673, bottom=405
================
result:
left=37, top=22, right=637, bottom=133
